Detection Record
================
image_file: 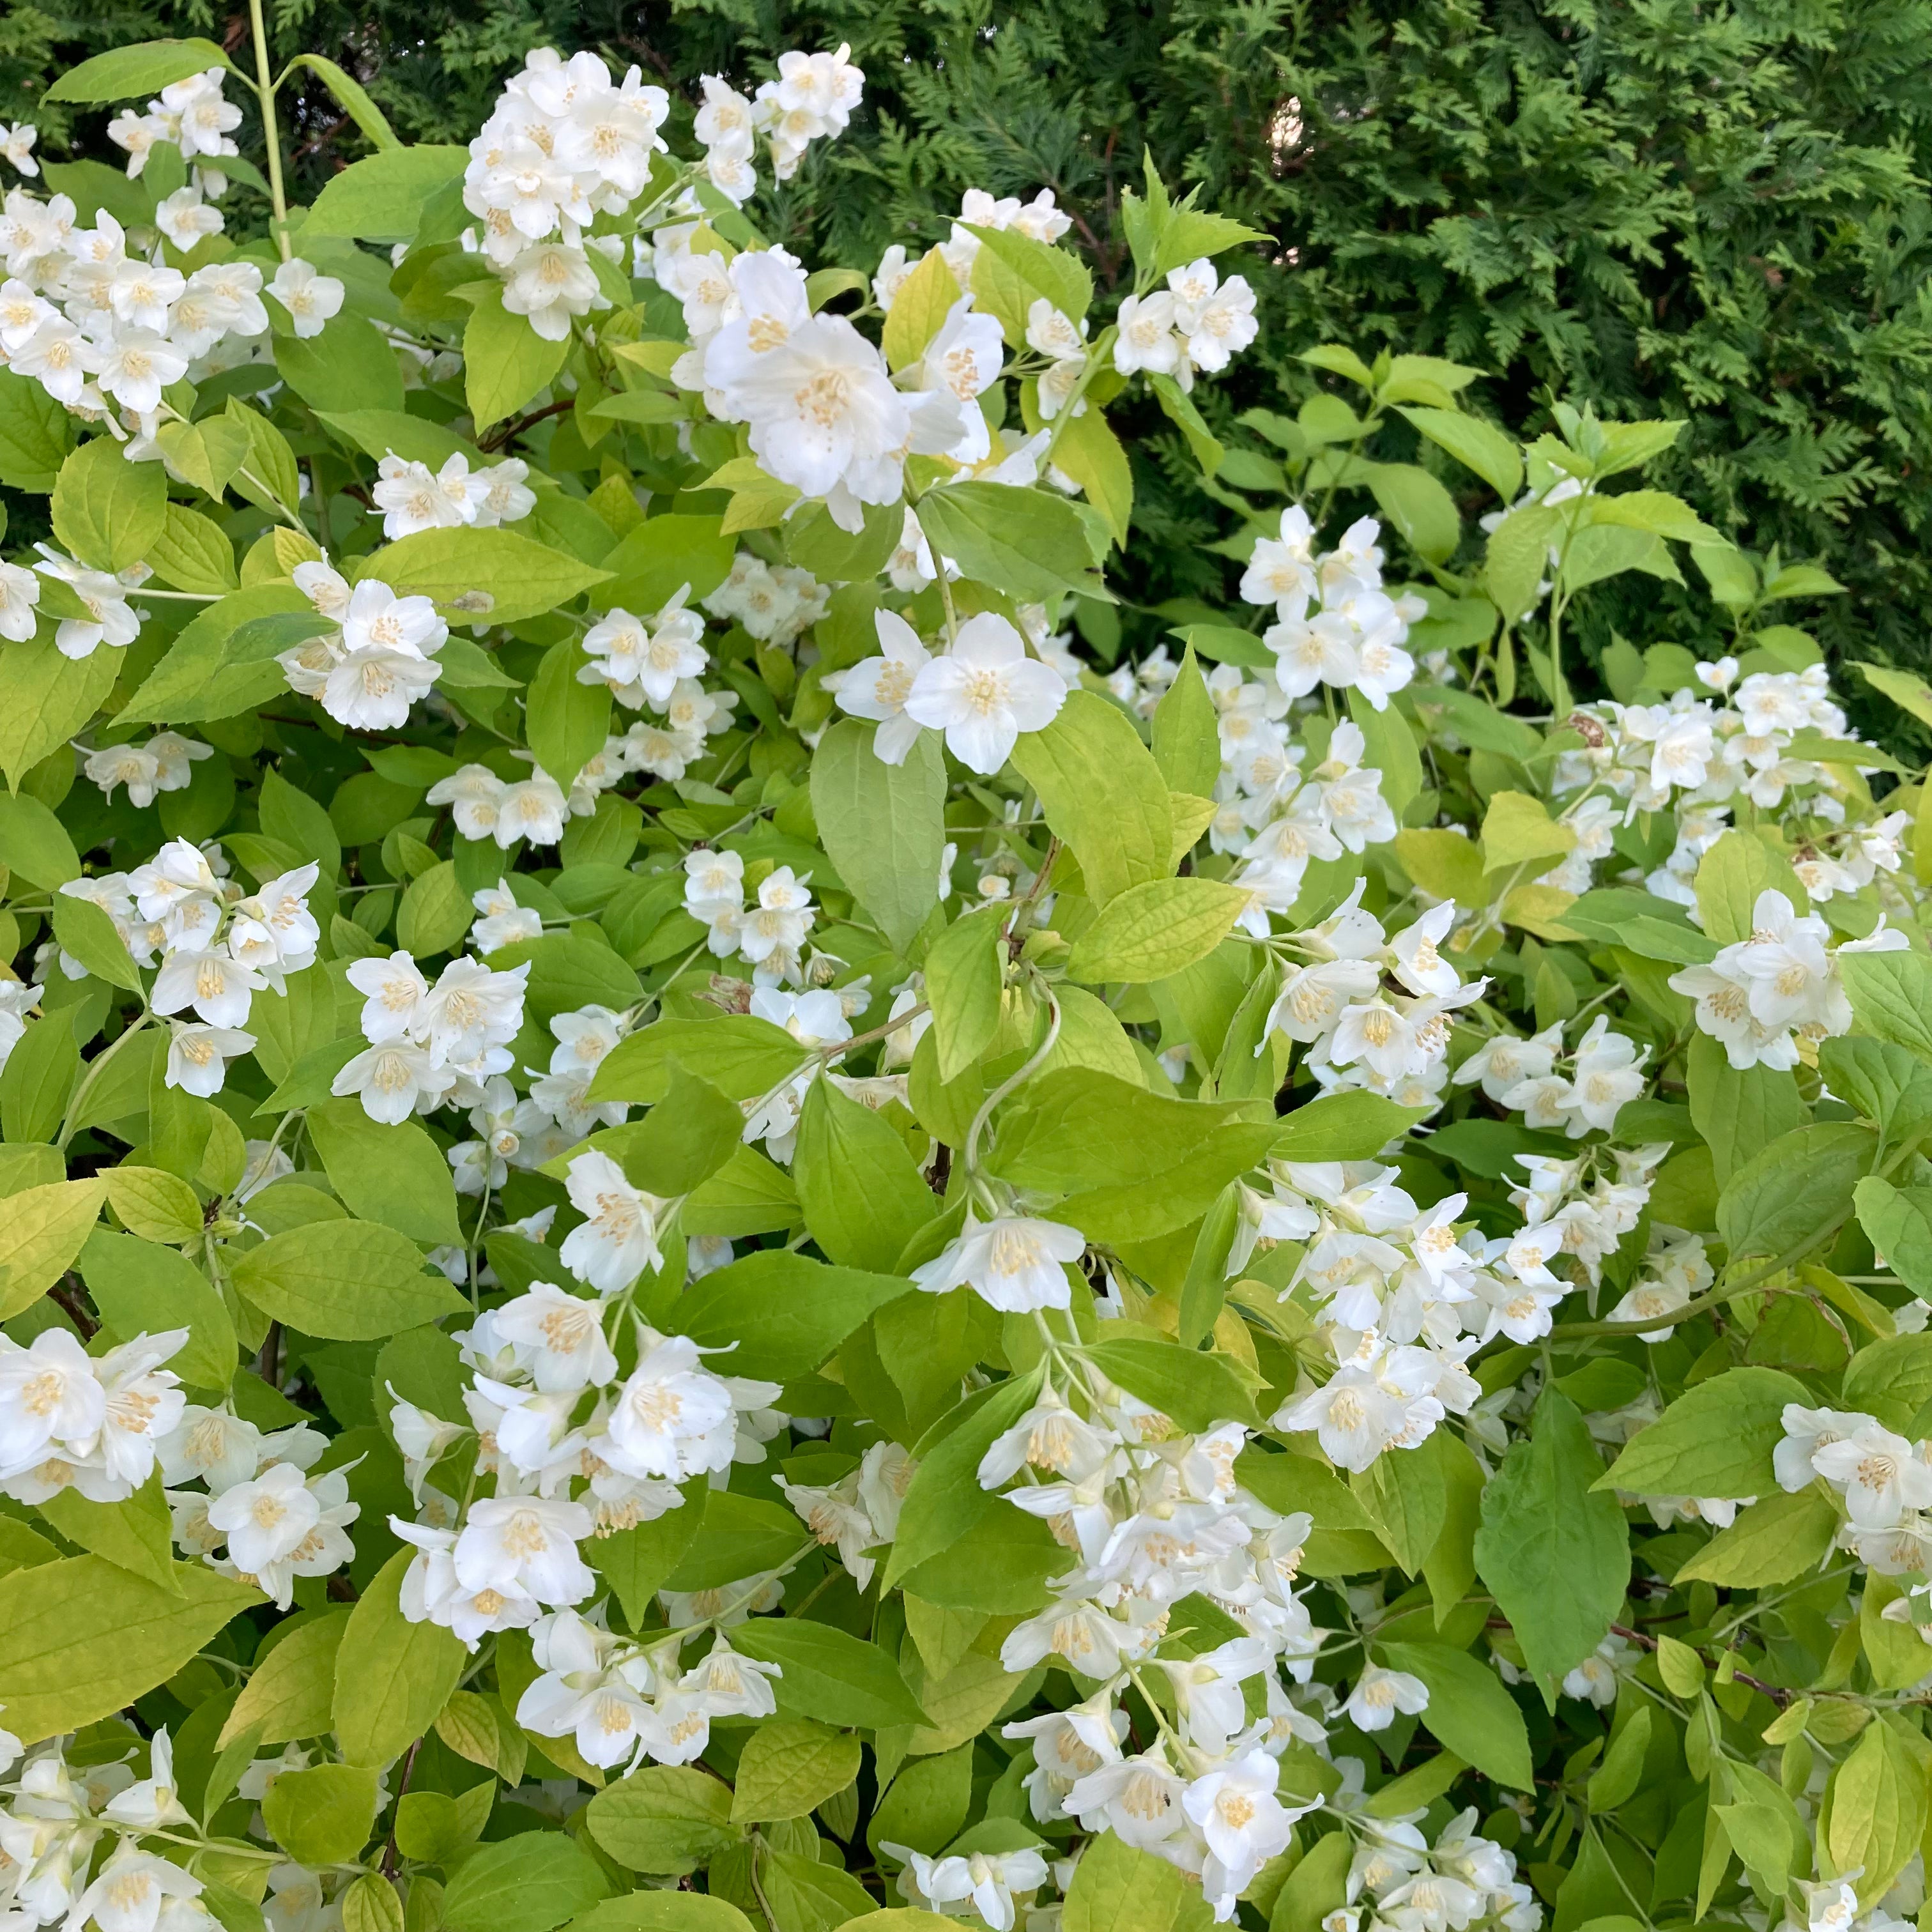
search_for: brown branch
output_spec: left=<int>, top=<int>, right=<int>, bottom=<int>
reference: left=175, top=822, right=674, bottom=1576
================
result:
left=50, top=1276, right=97, bottom=1340
left=480, top=397, right=575, bottom=454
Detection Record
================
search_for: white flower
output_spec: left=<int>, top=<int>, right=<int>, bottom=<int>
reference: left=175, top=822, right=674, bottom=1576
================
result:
left=596, top=1330, right=778, bottom=1483
left=832, top=609, right=932, bottom=763
left=493, top=1282, right=619, bottom=1392
left=67, top=1846, right=201, bottom=1932
left=1345, top=1664, right=1431, bottom=1731
left=1813, top=1420, right=1932, bottom=1529
left=419, top=955, right=528, bottom=1068
left=373, top=455, right=473, bottom=539
left=0, top=123, right=38, bottom=176
left=1181, top=1752, right=1302, bottom=1917
left=332, top=1041, right=457, bottom=1123
left=0, top=1329, right=104, bottom=1469
left=560, top=1151, right=668, bottom=1292
left=206, top=1461, right=358, bottom=1608
left=152, top=947, right=264, bottom=1031
left=0, top=558, right=41, bottom=641
left=33, top=550, right=146, bottom=660
left=166, top=1023, right=255, bottom=1096
left=903, top=612, right=1067, bottom=774
left=454, top=1493, right=596, bottom=1605
left=1112, top=291, right=1183, bottom=376
left=503, top=241, right=606, bottom=340
left=912, top=1213, right=1085, bottom=1313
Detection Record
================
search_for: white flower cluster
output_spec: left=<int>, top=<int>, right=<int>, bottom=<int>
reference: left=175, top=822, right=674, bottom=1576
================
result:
left=1505, top=1142, right=1666, bottom=1290
left=690, top=45, right=864, bottom=203
left=1328, top=1803, right=1541, bottom=1932
left=1260, top=891, right=1482, bottom=1112
left=280, top=561, right=451, bottom=731
left=873, top=186, right=1072, bottom=314
left=107, top=68, right=240, bottom=191
left=972, top=1379, right=1324, bottom=1921
left=332, top=947, right=530, bottom=1123
left=701, top=551, right=829, bottom=645
left=460, top=50, right=670, bottom=335
left=0, top=155, right=339, bottom=441
left=371, top=449, right=535, bottom=539
left=1220, top=722, right=1398, bottom=933
left=829, top=608, right=1069, bottom=774
left=1553, top=661, right=1902, bottom=908
left=1454, top=1012, right=1648, bottom=1138
left=1668, top=887, right=1906, bottom=1071
left=1778, top=1404, right=1932, bottom=1577
left=0, top=1728, right=236, bottom=1932
left=1606, top=1229, right=1714, bottom=1338
left=671, top=243, right=1002, bottom=532
left=1240, top=512, right=1425, bottom=711
left=682, top=852, right=818, bottom=988
left=580, top=588, right=707, bottom=709
left=1114, top=257, right=1258, bottom=389
left=57, top=836, right=318, bottom=1096
left=80, top=732, right=211, bottom=808
left=778, top=1439, right=912, bottom=1590
left=158, top=1403, right=356, bottom=1609
left=0, top=1327, right=186, bottom=1508
left=887, top=1843, right=1051, bottom=1932
left=444, top=1003, right=632, bottom=1195
left=390, top=1255, right=785, bottom=1686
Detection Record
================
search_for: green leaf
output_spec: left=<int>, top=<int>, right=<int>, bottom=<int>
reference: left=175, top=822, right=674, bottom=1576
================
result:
left=912, top=482, right=1103, bottom=602
left=1854, top=1176, right=1932, bottom=1302
left=1377, top=1640, right=1533, bottom=1790
left=1084, top=1330, right=1262, bottom=1430
left=38, top=1473, right=180, bottom=1591
left=1009, top=691, right=1172, bottom=904
left=590, top=1015, right=810, bottom=1106
left=42, top=36, right=233, bottom=101
left=0, top=1555, right=257, bottom=1744
left=808, top=720, right=945, bottom=953
left=1686, top=1033, right=1804, bottom=1185
left=599, top=515, right=736, bottom=615
left=284, top=53, right=402, bottom=150
left=882, top=249, right=963, bottom=369
left=117, top=584, right=314, bottom=725
left=1473, top=1389, right=1628, bottom=1698
left=220, top=1607, right=348, bottom=1745
left=728, top=1721, right=861, bottom=1823
left=1270, top=1092, right=1429, bottom=1163
left=1673, top=1489, right=1840, bottom=1586
left=663, top=1491, right=803, bottom=1591
left=1693, top=831, right=1805, bottom=945
left=1364, top=460, right=1461, bottom=564
left=926, top=908, right=1004, bottom=1082
left=586, top=1483, right=707, bottom=1628
left=1598, top=1366, right=1807, bottom=1498
left=275, top=315, right=406, bottom=418
left=51, top=893, right=140, bottom=992
left=148, top=503, right=241, bottom=594
left=1397, top=406, right=1522, bottom=502
left=583, top=1062, right=744, bottom=1198
left=1839, top=949, right=1932, bottom=1064
left=442, top=1833, right=613, bottom=1932
left=79, top=1230, right=236, bottom=1392
left=363, top=528, right=612, bottom=627
left=0, top=636, right=116, bottom=789
left=794, top=1076, right=937, bottom=1273
left=585, top=1767, right=739, bottom=1874
left=466, top=285, right=571, bottom=431
left=263, top=1762, right=381, bottom=1866
left=1149, top=646, right=1220, bottom=797
left=0, top=1177, right=106, bottom=1320
left=1485, top=505, right=1559, bottom=622
left=886, top=1368, right=1045, bottom=1586
left=305, top=1100, right=464, bottom=1248
left=0, top=792, right=81, bottom=890
left=395, top=861, right=472, bottom=959
left=1479, top=790, right=1574, bottom=875
left=231, top=1220, right=469, bottom=1340
left=731, top=1619, right=928, bottom=1729
left=1062, top=1829, right=1206, bottom=1932
left=1067, top=877, right=1250, bottom=984
left=304, top=145, right=469, bottom=241
left=0, top=378, right=74, bottom=515
left=1827, top=1721, right=1928, bottom=1908
left=1717, top=1123, right=1869, bottom=1264
left=672, top=1250, right=912, bottom=1383
left=332, top=1548, right=467, bottom=1767
left=963, top=224, right=1092, bottom=347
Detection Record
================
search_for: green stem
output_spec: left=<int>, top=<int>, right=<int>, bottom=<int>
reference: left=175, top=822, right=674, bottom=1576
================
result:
left=247, top=0, right=293, bottom=262
left=57, top=1011, right=151, bottom=1152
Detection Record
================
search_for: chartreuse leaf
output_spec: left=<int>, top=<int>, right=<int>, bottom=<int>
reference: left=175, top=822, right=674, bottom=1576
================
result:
left=1009, top=690, right=1172, bottom=903
left=794, top=1075, right=937, bottom=1272
left=221, top=1607, right=348, bottom=1745
left=263, top=1762, right=381, bottom=1865
left=728, top=1721, right=861, bottom=1823
left=586, top=1767, right=739, bottom=1874
left=442, top=1834, right=613, bottom=1932
left=43, top=38, right=234, bottom=102
left=925, top=906, right=1004, bottom=1081
left=0, top=1555, right=258, bottom=1742
left=1066, top=877, right=1250, bottom=984
left=0, top=1178, right=105, bottom=1320
left=332, top=1549, right=467, bottom=1766
left=231, top=1220, right=469, bottom=1339
left=305, top=1098, right=464, bottom=1248
left=305, top=144, right=469, bottom=240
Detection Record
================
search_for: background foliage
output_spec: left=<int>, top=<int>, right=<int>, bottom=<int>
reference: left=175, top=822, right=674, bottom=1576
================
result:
left=7, top=0, right=1931, bottom=703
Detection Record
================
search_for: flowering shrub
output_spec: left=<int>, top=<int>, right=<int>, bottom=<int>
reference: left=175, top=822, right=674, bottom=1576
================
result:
left=3, top=25, right=1932, bottom=1932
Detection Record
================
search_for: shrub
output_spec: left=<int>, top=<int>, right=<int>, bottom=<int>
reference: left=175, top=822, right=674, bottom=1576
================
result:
left=2, top=26, right=1932, bottom=1932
